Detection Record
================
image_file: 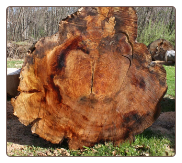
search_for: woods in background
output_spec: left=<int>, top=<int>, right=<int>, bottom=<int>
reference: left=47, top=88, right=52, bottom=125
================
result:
left=7, top=7, right=175, bottom=46
left=7, top=7, right=80, bottom=42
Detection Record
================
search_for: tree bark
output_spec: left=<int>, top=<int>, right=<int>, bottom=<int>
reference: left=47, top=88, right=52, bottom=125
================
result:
left=11, top=7, right=167, bottom=150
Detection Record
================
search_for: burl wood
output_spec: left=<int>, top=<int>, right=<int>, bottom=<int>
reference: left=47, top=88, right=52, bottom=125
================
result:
left=11, top=7, right=167, bottom=150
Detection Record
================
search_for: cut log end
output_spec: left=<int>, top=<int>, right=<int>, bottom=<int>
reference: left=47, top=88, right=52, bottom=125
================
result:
left=7, top=68, right=21, bottom=97
left=11, top=7, right=167, bottom=150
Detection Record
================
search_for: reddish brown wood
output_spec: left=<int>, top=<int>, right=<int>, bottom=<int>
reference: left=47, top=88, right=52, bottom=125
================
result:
left=11, top=7, right=167, bottom=150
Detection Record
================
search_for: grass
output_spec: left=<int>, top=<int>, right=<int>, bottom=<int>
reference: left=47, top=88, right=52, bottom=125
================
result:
left=7, top=129, right=174, bottom=156
left=163, top=65, right=175, bottom=97
left=7, top=59, right=23, bottom=68
left=70, top=130, right=174, bottom=156
left=160, top=65, right=175, bottom=112
left=7, top=60, right=175, bottom=157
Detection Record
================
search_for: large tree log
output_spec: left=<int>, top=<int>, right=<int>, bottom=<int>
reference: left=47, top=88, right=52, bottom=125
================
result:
left=11, top=7, right=167, bottom=150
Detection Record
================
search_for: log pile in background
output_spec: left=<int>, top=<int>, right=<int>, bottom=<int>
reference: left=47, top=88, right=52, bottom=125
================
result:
left=11, top=7, right=167, bottom=150
left=147, top=39, right=175, bottom=63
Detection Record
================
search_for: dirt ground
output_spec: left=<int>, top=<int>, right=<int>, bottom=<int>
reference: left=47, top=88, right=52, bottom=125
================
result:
left=7, top=101, right=57, bottom=148
left=6, top=100, right=175, bottom=155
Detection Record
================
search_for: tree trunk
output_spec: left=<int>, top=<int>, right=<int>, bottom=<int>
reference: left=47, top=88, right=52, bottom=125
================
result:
left=11, top=7, right=167, bottom=150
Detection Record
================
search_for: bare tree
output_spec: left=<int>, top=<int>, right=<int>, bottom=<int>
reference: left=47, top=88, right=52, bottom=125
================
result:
left=7, top=7, right=175, bottom=43
left=134, top=7, right=175, bottom=38
left=7, top=7, right=80, bottom=42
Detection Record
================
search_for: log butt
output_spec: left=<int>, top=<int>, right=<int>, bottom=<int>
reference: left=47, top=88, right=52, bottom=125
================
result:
left=11, top=7, right=167, bottom=150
